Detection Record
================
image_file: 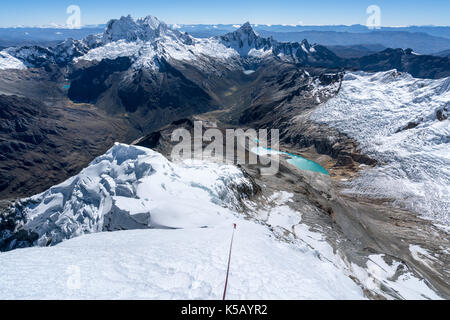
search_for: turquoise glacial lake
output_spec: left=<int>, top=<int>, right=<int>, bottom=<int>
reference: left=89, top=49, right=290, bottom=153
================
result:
left=252, top=146, right=329, bottom=175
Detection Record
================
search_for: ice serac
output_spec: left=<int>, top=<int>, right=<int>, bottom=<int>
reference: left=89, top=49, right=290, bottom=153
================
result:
left=0, top=143, right=256, bottom=251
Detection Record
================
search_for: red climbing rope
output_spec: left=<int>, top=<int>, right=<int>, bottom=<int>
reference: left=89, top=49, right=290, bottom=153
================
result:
left=222, top=223, right=237, bottom=300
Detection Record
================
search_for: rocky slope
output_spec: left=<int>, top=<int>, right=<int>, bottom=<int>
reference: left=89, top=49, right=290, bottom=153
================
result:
left=310, top=70, right=450, bottom=227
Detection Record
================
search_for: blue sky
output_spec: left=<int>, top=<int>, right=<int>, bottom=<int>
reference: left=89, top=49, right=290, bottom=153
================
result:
left=0, top=0, right=449, bottom=27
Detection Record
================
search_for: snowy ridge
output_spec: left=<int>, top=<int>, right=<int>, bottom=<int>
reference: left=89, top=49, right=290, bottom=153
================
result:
left=218, top=21, right=324, bottom=63
left=0, top=15, right=238, bottom=72
left=82, top=16, right=325, bottom=66
left=219, top=22, right=325, bottom=64
left=0, top=34, right=102, bottom=69
left=74, top=36, right=239, bottom=72
left=311, top=70, right=450, bottom=228
left=2, top=143, right=254, bottom=249
left=4, top=46, right=54, bottom=68
left=74, top=15, right=240, bottom=72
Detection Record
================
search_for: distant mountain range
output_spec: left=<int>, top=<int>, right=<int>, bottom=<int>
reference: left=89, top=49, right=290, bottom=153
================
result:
left=179, top=24, right=450, bottom=38
left=180, top=27, right=450, bottom=55
left=0, top=27, right=105, bottom=47
left=3, top=17, right=448, bottom=78
left=1, top=23, right=450, bottom=55
left=435, top=49, right=450, bottom=57
left=256, top=30, right=450, bottom=55
left=325, top=44, right=386, bottom=58
left=0, top=15, right=449, bottom=199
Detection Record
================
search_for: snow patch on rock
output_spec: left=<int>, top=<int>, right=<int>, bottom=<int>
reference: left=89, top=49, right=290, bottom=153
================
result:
left=351, top=254, right=442, bottom=300
left=0, top=50, right=27, bottom=70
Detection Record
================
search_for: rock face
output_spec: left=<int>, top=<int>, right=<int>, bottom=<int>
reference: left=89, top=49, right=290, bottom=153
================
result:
left=68, top=56, right=133, bottom=103
left=0, top=92, right=134, bottom=201
left=219, top=22, right=275, bottom=55
left=348, top=48, right=450, bottom=78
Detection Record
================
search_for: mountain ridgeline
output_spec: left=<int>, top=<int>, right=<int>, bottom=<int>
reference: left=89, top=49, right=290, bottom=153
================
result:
left=0, top=14, right=449, bottom=200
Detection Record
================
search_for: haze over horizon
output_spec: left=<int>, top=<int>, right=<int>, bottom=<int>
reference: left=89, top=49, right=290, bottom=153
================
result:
left=0, top=0, right=449, bottom=28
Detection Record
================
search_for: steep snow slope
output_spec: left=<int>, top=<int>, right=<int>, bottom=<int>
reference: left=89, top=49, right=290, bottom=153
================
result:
left=0, top=219, right=365, bottom=299
left=75, top=36, right=239, bottom=72
left=311, top=70, right=450, bottom=228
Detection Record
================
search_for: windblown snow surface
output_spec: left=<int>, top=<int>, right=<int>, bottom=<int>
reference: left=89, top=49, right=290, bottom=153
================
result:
left=311, top=70, right=450, bottom=229
left=0, top=144, right=440, bottom=299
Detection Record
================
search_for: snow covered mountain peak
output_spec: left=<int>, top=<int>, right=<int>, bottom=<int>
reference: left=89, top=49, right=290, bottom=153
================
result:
left=217, top=22, right=329, bottom=62
left=220, top=21, right=274, bottom=56
left=300, top=38, right=312, bottom=50
left=0, top=14, right=341, bottom=71
left=102, top=14, right=172, bottom=43
left=238, top=22, right=258, bottom=36
left=138, top=15, right=164, bottom=30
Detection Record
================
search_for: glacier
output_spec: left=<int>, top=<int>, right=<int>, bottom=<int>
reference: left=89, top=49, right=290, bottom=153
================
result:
left=310, top=70, right=450, bottom=228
